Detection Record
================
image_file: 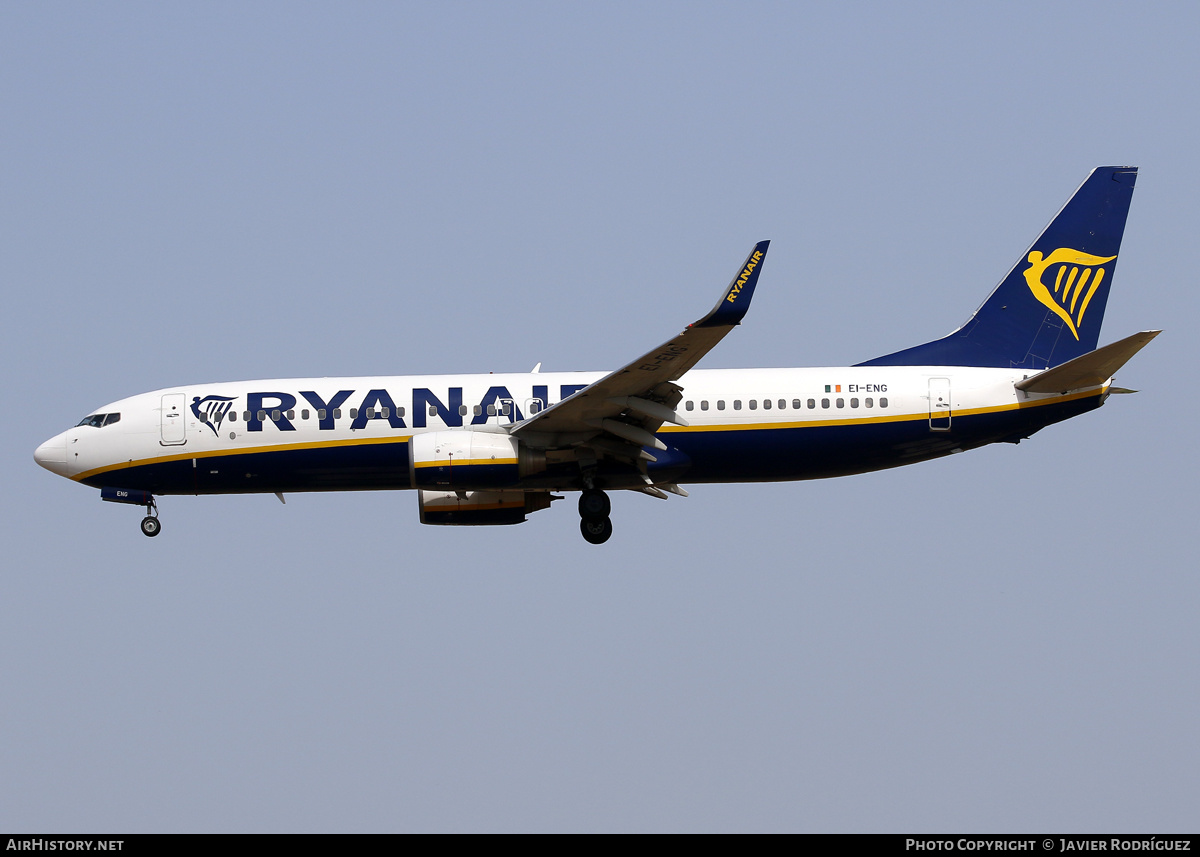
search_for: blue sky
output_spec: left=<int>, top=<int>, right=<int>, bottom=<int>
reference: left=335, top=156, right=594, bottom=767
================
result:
left=3, top=1, right=1197, bottom=831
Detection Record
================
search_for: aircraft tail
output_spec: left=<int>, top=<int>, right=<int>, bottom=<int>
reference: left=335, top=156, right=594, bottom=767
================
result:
left=858, top=166, right=1138, bottom=370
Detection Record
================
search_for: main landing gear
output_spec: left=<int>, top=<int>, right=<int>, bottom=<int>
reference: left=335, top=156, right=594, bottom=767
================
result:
left=578, top=489, right=612, bottom=545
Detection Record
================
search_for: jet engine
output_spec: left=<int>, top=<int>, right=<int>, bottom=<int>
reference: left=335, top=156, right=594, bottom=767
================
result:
left=408, top=430, right=546, bottom=489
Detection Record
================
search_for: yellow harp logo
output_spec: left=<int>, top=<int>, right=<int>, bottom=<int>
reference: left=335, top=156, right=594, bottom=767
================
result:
left=1022, top=248, right=1116, bottom=340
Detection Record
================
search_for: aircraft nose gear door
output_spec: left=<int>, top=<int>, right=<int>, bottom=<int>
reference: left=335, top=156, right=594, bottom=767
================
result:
left=928, top=377, right=951, bottom=431
left=161, top=393, right=188, bottom=445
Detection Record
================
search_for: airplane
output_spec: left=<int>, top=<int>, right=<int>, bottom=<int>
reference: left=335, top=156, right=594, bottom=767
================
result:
left=34, top=166, right=1158, bottom=544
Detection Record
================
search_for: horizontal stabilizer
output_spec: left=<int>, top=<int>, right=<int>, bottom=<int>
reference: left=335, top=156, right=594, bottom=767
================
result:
left=1015, top=330, right=1160, bottom=393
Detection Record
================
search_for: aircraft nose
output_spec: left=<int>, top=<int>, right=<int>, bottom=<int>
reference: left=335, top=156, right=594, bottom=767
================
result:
left=34, top=432, right=70, bottom=476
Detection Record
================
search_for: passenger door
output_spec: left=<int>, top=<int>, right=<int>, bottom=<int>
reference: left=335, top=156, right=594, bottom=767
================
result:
left=161, top=393, right=187, bottom=445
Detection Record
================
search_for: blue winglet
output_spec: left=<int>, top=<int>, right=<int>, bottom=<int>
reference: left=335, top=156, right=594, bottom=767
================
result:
left=694, top=240, right=770, bottom=328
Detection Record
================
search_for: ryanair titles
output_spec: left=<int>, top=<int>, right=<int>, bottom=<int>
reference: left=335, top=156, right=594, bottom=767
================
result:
left=725, top=249, right=764, bottom=304
left=218, top=384, right=589, bottom=433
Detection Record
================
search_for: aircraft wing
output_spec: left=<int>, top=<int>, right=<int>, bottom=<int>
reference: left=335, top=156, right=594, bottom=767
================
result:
left=511, top=241, right=769, bottom=451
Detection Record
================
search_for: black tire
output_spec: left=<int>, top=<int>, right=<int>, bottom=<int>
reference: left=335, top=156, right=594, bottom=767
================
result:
left=578, top=489, right=611, bottom=521
left=140, top=516, right=161, bottom=538
left=580, top=516, right=613, bottom=545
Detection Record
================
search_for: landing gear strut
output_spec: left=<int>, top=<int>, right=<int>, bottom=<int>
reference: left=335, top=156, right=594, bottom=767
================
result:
left=578, top=489, right=612, bottom=544
left=140, top=497, right=161, bottom=538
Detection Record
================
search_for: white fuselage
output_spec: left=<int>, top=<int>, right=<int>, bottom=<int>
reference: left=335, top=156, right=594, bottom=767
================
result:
left=35, top=365, right=1104, bottom=494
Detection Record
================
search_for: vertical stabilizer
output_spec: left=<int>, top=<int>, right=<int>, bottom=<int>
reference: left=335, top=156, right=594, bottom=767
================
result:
left=859, top=166, right=1137, bottom=369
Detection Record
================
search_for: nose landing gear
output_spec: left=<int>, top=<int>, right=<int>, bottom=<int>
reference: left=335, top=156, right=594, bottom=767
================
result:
left=578, top=489, right=612, bottom=544
left=100, top=487, right=162, bottom=537
left=140, top=497, right=161, bottom=537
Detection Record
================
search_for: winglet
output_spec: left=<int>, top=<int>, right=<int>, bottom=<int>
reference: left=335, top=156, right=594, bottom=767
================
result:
left=694, top=240, right=770, bottom=328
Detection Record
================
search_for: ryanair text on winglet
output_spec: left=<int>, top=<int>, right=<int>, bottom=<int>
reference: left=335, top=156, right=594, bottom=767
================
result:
left=725, top=250, right=764, bottom=303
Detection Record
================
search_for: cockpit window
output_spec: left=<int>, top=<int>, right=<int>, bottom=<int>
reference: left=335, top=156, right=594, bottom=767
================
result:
left=76, top=413, right=120, bottom=428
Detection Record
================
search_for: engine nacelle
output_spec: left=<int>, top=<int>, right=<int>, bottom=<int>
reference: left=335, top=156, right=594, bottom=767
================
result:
left=418, top=489, right=553, bottom=526
left=409, top=430, right=545, bottom=489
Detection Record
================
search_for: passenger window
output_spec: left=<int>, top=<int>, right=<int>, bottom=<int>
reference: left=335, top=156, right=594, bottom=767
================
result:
left=762, top=399, right=771, bottom=410
left=807, top=399, right=815, bottom=409
left=300, top=409, right=309, bottom=420
left=792, top=399, right=801, bottom=409
left=398, top=407, right=405, bottom=417
left=228, top=411, right=237, bottom=423
left=749, top=400, right=757, bottom=410
left=243, top=411, right=251, bottom=421
left=333, top=409, right=342, bottom=419
left=501, top=403, right=511, bottom=415
left=287, top=409, right=295, bottom=420
left=474, top=405, right=483, bottom=416
left=821, top=398, right=830, bottom=409
left=257, top=410, right=266, bottom=421
left=487, top=405, right=497, bottom=416
left=865, top=398, right=873, bottom=408
left=349, top=408, right=358, bottom=419
left=734, top=400, right=741, bottom=410
left=685, top=401, right=694, bottom=411
left=835, top=398, right=844, bottom=408
left=717, top=400, right=725, bottom=410
left=850, top=398, right=859, bottom=408
left=429, top=406, right=438, bottom=417
left=700, top=400, right=709, bottom=411
left=880, top=397, right=889, bottom=408
left=365, top=407, right=375, bottom=418
left=317, top=409, right=326, bottom=420
left=458, top=405, right=468, bottom=416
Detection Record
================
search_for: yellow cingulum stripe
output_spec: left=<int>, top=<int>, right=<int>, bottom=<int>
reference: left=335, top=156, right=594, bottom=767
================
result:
left=413, top=458, right=519, bottom=469
left=72, top=433, right=413, bottom=482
